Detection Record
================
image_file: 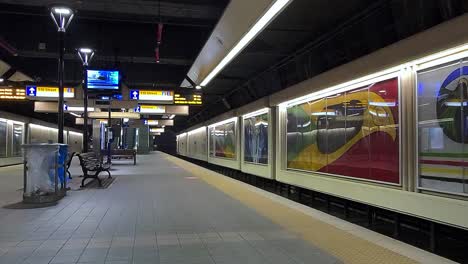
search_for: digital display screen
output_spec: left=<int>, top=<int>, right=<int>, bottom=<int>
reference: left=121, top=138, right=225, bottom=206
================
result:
left=174, top=92, right=202, bottom=105
left=87, top=70, right=120, bottom=90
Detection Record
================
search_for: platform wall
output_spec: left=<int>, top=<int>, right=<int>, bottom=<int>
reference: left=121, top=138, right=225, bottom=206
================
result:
left=0, top=111, right=83, bottom=166
left=187, top=127, right=208, bottom=162
left=178, top=14, right=468, bottom=230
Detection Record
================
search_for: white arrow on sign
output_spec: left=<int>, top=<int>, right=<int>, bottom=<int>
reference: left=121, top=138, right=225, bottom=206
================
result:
left=28, top=87, right=36, bottom=95
left=132, top=91, right=138, bottom=99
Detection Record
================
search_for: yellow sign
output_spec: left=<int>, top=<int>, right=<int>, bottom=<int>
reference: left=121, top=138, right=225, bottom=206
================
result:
left=0, top=88, right=26, bottom=100
left=26, top=86, right=75, bottom=98
left=138, top=105, right=166, bottom=114
left=150, top=128, right=165, bottom=133
left=174, top=93, right=202, bottom=105
left=130, top=90, right=173, bottom=101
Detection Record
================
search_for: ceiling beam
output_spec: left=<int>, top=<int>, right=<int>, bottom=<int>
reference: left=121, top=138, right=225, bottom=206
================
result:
left=17, top=50, right=192, bottom=66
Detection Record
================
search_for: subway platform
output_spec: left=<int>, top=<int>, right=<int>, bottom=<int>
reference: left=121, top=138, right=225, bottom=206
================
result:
left=0, top=152, right=455, bottom=264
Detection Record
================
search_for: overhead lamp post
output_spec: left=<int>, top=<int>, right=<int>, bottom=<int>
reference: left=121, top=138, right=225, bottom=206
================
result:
left=50, top=6, right=74, bottom=143
left=77, top=48, right=95, bottom=152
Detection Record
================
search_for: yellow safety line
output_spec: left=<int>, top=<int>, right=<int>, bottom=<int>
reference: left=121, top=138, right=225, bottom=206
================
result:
left=165, top=155, right=418, bottom=264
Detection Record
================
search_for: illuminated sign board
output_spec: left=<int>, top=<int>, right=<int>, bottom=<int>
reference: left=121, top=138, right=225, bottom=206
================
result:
left=145, top=120, right=159, bottom=126
left=174, top=93, right=202, bottom=105
left=150, top=128, right=165, bottom=133
left=130, top=90, right=173, bottom=102
left=0, top=88, right=26, bottom=100
left=26, top=86, right=75, bottom=98
left=135, top=105, right=166, bottom=114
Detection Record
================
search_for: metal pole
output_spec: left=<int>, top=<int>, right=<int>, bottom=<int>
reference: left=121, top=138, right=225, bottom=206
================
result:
left=83, top=66, right=89, bottom=152
left=107, top=98, right=112, bottom=164
left=58, top=31, right=65, bottom=143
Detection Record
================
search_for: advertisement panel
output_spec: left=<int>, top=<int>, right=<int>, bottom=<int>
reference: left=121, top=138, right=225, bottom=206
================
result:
left=210, top=121, right=236, bottom=159
left=286, top=77, right=400, bottom=184
left=244, top=113, right=268, bottom=164
left=417, top=61, right=468, bottom=195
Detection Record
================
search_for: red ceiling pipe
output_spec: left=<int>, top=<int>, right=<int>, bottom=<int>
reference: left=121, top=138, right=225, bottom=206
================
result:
left=157, top=23, right=164, bottom=45
left=0, top=38, right=18, bottom=56
left=155, top=46, right=160, bottom=63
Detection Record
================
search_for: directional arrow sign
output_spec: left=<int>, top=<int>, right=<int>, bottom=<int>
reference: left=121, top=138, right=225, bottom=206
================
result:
left=134, top=105, right=141, bottom=113
left=130, top=90, right=139, bottom=100
left=26, top=86, right=37, bottom=97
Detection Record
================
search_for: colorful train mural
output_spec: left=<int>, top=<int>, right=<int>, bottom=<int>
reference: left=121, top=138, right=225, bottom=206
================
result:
left=210, top=121, right=236, bottom=159
left=286, top=78, right=400, bottom=184
left=418, top=63, right=468, bottom=195
left=244, top=113, right=268, bottom=164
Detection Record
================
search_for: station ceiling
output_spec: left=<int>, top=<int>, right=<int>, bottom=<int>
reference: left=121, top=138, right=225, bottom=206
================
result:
left=0, top=0, right=467, bottom=133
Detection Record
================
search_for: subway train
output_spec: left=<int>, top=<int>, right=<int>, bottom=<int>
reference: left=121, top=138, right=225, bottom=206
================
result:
left=0, top=111, right=83, bottom=167
left=177, top=15, right=468, bottom=231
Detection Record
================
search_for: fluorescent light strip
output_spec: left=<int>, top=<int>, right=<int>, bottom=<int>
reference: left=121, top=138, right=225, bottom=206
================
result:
left=208, top=117, right=237, bottom=128
left=243, top=108, right=269, bottom=119
left=0, top=118, right=24, bottom=125
left=30, top=123, right=58, bottom=131
left=412, top=43, right=468, bottom=70
left=415, top=48, right=468, bottom=71
left=67, top=107, right=95, bottom=112
left=69, top=112, right=81, bottom=117
left=280, top=69, right=402, bottom=108
left=200, top=0, right=292, bottom=86
left=69, top=131, right=82, bottom=136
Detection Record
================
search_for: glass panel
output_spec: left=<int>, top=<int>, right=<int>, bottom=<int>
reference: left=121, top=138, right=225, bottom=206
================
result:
left=244, top=113, right=268, bottom=164
left=224, top=122, right=236, bottom=159
left=0, top=121, right=6, bottom=158
left=311, top=98, right=327, bottom=172
left=418, top=61, right=466, bottom=194
left=12, top=124, right=23, bottom=157
left=213, top=122, right=236, bottom=159
left=287, top=102, right=314, bottom=170
left=286, top=105, right=300, bottom=168
left=336, top=86, right=371, bottom=179
left=326, top=92, right=353, bottom=176
left=209, top=127, right=215, bottom=157
left=368, top=78, right=400, bottom=183
left=285, top=78, right=399, bottom=184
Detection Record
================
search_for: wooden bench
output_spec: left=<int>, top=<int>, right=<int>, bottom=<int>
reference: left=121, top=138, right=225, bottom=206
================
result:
left=102, top=149, right=137, bottom=165
left=78, top=152, right=111, bottom=187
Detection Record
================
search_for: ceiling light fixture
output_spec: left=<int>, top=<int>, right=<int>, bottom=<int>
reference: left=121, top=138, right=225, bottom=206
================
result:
left=53, top=7, right=71, bottom=15
left=200, top=0, right=292, bottom=87
left=169, top=114, right=175, bottom=119
left=195, top=85, right=202, bottom=90
left=0, top=78, right=4, bottom=82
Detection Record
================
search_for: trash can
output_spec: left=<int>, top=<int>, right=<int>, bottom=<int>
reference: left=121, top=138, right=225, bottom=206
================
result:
left=21, top=143, right=68, bottom=204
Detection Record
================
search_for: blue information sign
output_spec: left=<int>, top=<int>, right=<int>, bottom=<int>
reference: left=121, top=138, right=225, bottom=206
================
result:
left=26, top=86, right=37, bottom=97
left=130, top=90, right=139, bottom=100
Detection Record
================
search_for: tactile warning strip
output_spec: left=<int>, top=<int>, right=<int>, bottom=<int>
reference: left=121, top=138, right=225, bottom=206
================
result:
left=165, top=155, right=418, bottom=264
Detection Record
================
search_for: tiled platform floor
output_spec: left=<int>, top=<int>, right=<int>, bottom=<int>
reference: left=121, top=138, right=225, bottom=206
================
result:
left=0, top=152, right=455, bottom=264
